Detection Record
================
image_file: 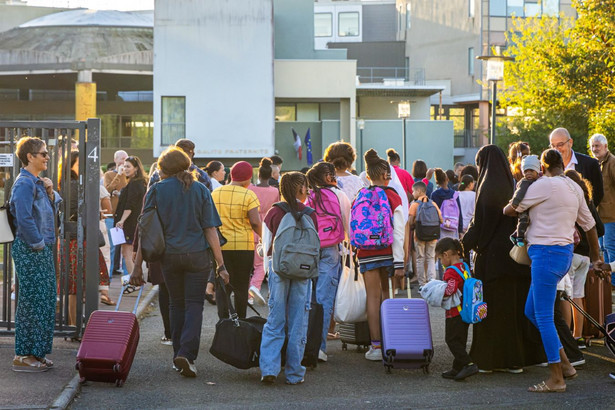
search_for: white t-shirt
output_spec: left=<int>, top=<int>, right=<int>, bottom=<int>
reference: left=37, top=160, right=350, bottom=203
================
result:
left=211, top=178, right=222, bottom=190
left=337, top=172, right=365, bottom=202
left=516, top=175, right=595, bottom=246
left=458, top=190, right=476, bottom=231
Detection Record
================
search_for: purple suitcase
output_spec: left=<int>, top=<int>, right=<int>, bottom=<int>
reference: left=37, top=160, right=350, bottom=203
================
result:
left=380, top=278, right=433, bottom=373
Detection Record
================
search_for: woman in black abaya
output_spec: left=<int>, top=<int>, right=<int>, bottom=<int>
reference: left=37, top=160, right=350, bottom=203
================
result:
left=462, top=145, right=545, bottom=372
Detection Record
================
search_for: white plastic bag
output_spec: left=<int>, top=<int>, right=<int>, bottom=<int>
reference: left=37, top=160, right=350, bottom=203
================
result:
left=334, top=245, right=367, bottom=323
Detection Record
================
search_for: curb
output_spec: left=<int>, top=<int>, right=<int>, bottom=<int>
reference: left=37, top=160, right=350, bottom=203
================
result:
left=49, top=285, right=160, bottom=410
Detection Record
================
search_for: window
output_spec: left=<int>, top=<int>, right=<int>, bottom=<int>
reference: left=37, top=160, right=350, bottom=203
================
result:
left=338, top=12, right=359, bottom=37
left=406, top=3, right=411, bottom=29
left=542, top=0, right=559, bottom=16
left=275, top=104, right=296, bottom=122
left=469, top=0, right=475, bottom=17
left=525, top=1, right=541, bottom=16
left=314, top=13, right=332, bottom=37
left=489, top=0, right=506, bottom=16
left=468, top=47, right=475, bottom=76
left=507, top=0, right=524, bottom=16
left=161, top=96, right=185, bottom=146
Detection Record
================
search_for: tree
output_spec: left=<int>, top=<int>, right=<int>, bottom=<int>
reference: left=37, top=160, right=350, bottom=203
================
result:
left=498, top=0, right=615, bottom=154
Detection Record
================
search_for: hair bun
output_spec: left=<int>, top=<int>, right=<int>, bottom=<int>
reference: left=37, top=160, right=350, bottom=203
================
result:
left=386, top=148, right=397, bottom=159
left=260, top=157, right=272, bottom=168
left=364, top=149, right=381, bottom=165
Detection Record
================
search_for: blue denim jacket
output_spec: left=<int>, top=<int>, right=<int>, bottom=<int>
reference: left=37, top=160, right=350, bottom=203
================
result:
left=10, top=168, right=61, bottom=250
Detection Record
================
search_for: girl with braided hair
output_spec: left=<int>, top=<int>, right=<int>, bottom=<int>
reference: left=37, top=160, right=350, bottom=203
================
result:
left=306, top=162, right=351, bottom=360
left=260, top=172, right=319, bottom=385
left=354, top=149, right=406, bottom=361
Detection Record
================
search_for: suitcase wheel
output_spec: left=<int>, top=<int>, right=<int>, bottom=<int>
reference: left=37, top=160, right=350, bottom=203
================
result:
left=113, top=364, right=121, bottom=373
left=115, top=379, right=124, bottom=387
left=342, top=343, right=347, bottom=351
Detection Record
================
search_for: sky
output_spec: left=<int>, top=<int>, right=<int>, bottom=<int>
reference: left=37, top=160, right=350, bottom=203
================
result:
left=25, top=0, right=154, bottom=11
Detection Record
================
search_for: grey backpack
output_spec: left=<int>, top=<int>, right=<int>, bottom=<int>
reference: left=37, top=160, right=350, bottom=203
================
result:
left=415, top=199, right=441, bottom=241
left=272, top=202, right=320, bottom=280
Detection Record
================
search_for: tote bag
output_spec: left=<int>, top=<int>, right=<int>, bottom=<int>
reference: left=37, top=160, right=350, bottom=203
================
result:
left=334, top=244, right=367, bottom=323
left=0, top=205, right=15, bottom=244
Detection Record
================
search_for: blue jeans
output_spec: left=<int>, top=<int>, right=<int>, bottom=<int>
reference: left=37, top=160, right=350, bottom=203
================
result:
left=260, top=269, right=310, bottom=384
left=525, top=244, right=573, bottom=363
left=316, top=245, right=342, bottom=352
left=105, top=218, right=126, bottom=277
left=161, top=251, right=211, bottom=362
left=600, top=222, right=615, bottom=285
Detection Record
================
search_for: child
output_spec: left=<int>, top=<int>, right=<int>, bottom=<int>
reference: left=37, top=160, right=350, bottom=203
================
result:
left=260, top=172, right=319, bottom=385
left=509, top=155, right=541, bottom=246
left=351, top=149, right=405, bottom=361
left=306, top=162, right=351, bottom=362
left=409, top=181, right=442, bottom=288
left=457, top=175, right=476, bottom=236
left=435, top=237, right=479, bottom=381
left=431, top=168, right=463, bottom=239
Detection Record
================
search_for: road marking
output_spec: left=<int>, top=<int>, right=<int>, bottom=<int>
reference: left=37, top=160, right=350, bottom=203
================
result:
left=584, top=351, right=615, bottom=364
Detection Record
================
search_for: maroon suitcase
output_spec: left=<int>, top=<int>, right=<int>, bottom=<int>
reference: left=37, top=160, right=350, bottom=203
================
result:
left=582, top=270, right=612, bottom=340
left=76, top=286, right=143, bottom=387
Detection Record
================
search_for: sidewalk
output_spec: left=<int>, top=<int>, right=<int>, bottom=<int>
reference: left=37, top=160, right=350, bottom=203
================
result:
left=0, top=276, right=158, bottom=410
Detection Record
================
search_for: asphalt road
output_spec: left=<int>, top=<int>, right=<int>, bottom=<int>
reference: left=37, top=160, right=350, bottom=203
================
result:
left=71, top=290, right=615, bottom=409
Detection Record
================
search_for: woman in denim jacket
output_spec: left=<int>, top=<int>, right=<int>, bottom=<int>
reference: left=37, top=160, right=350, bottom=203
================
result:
left=10, top=137, right=61, bottom=372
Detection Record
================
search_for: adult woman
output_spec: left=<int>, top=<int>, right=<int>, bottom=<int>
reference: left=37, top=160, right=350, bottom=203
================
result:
left=411, top=160, right=434, bottom=198
left=211, top=161, right=261, bottom=319
left=10, top=137, right=60, bottom=372
left=462, top=145, right=545, bottom=373
left=205, top=161, right=226, bottom=190
left=323, top=142, right=364, bottom=201
left=508, top=141, right=531, bottom=182
left=247, top=157, right=279, bottom=304
left=114, top=156, right=146, bottom=277
left=505, top=150, right=602, bottom=392
left=141, top=147, right=227, bottom=377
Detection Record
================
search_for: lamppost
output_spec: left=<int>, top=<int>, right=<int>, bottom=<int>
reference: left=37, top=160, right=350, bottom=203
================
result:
left=398, top=101, right=410, bottom=169
left=357, top=119, right=365, bottom=171
left=477, top=53, right=514, bottom=145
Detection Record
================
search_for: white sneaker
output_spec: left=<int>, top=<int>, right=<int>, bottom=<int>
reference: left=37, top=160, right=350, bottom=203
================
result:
left=364, top=346, right=382, bottom=361
left=318, top=350, right=328, bottom=362
left=173, top=356, right=197, bottom=377
left=160, top=336, right=173, bottom=346
left=249, top=285, right=267, bottom=305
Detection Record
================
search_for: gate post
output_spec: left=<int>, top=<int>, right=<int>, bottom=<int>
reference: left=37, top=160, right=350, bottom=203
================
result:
left=84, top=118, right=101, bottom=322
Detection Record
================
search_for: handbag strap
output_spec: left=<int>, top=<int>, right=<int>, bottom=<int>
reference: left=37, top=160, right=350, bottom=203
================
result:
left=216, top=277, right=262, bottom=325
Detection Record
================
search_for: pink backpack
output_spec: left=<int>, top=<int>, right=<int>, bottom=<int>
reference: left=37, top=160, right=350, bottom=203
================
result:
left=350, top=187, right=394, bottom=250
left=306, top=187, right=345, bottom=248
left=440, top=192, right=460, bottom=232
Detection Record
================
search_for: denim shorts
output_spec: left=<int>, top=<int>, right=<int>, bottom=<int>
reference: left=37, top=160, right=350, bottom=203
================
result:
left=359, top=258, right=394, bottom=275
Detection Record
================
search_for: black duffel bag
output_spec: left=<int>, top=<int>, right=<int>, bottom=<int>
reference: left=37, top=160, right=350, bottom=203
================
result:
left=209, top=279, right=266, bottom=369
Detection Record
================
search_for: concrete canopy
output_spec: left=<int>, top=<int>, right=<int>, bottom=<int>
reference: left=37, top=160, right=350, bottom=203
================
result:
left=0, top=9, right=153, bottom=75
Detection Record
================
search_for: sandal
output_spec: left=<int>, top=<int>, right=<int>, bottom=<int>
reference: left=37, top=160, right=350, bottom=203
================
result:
left=528, top=381, right=566, bottom=393
left=327, top=332, right=340, bottom=341
left=12, top=355, right=49, bottom=373
left=37, top=357, right=53, bottom=368
left=564, top=371, right=578, bottom=380
left=123, top=285, right=137, bottom=295
left=100, top=295, right=116, bottom=306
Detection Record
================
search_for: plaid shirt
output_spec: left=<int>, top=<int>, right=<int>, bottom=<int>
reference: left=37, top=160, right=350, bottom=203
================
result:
left=211, top=185, right=260, bottom=250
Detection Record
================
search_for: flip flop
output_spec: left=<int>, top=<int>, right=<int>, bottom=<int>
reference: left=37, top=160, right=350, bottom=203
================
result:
left=528, top=381, right=566, bottom=393
left=564, top=372, right=578, bottom=380
left=123, top=285, right=137, bottom=295
left=100, top=295, right=116, bottom=306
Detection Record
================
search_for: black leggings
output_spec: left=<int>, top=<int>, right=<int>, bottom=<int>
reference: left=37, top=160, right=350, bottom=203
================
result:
left=216, top=250, right=254, bottom=319
left=159, top=282, right=171, bottom=339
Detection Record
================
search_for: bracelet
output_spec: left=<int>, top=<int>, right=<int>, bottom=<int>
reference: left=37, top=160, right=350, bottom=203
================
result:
left=216, top=264, right=226, bottom=274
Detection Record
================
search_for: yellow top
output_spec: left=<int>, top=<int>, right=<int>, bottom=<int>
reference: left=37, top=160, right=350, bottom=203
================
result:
left=212, top=185, right=260, bottom=251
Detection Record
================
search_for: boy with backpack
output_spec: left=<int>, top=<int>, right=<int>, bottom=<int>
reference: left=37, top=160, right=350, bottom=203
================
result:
left=409, top=181, right=442, bottom=288
left=434, top=237, right=483, bottom=381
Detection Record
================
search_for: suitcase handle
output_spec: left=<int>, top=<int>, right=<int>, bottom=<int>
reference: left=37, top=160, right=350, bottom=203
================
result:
left=115, top=284, right=145, bottom=315
left=388, top=276, right=412, bottom=300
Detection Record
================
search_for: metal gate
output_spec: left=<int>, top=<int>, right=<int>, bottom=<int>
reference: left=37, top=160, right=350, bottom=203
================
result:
left=0, top=119, right=101, bottom=338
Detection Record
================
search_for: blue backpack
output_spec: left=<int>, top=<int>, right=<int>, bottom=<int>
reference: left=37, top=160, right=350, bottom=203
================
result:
left=449, top=262, right=487, bottom=324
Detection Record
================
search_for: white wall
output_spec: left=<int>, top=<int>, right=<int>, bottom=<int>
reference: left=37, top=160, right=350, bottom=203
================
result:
left=154, top=0, right=274, bottom=158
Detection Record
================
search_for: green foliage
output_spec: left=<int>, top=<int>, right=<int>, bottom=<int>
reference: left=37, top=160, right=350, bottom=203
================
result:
left=499, top=0, right=615, bottom=155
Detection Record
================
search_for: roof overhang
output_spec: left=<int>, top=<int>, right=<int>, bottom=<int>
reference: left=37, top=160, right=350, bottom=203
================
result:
left=0, top=63, right=153, bottom=76
left=357, top=84, right=445, bottom=97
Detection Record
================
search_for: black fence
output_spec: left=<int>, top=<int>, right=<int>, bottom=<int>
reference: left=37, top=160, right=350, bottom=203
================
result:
left=0, top=119, right=101, bottom=338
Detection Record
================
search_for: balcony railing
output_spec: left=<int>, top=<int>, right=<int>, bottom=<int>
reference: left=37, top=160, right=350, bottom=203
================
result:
left=454, top=129, right=482, bottom=148
left=357, top=67, right=425, bottom=86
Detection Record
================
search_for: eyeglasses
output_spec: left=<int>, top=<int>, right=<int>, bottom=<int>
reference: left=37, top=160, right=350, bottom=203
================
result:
left=35, top=151, right=49, bottom=158
left=550, top=139, right=571, bottom=149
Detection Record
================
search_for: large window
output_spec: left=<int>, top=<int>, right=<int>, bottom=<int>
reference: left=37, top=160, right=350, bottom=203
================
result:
left=100, top=114, right=153, bottom=149
left=161, top=96, right=185, bottom=146
left=490, top=0, right=506, bottom=16
left=338, top=12, right=359, bottom=37
left=314, top=13, right=332, bottom=37
left=489, top=0, right=559, bottom=17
